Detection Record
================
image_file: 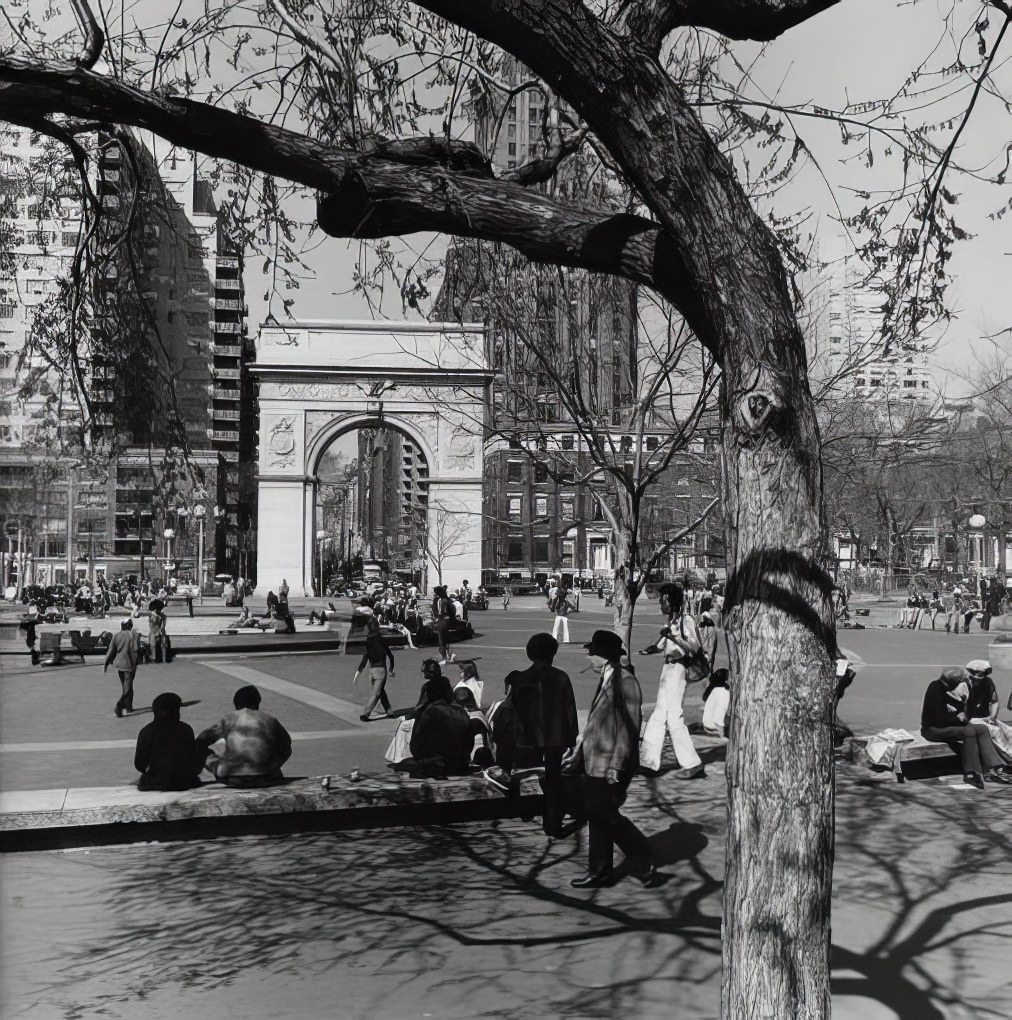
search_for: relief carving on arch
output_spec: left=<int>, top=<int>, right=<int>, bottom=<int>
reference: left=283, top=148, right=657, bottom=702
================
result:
left=265, top=414, right=300, bottom=470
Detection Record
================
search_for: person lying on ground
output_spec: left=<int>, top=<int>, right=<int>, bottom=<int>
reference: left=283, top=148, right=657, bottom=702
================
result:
left=920, top=667, right=1010, bottom=788
left=135, top=692, right=203, bottom=791
left=196, top=684, right=292, bottom=788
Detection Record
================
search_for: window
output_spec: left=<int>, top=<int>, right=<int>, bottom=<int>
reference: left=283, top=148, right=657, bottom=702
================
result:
left=534, top=462, right=548, bottom=483
left=508, top=142, right=516, bottom=156
left=620, top=435, right=633, bottom=453
left=535, top=497, right=548, bottom=517
left=533, top=538, right=549, bottom=563
left=561, top=539, right=574, bottom=566
left=646, top=436, right=659, bottom=451
left=0, top=304, right=16, bottom=319
left=561, top=499, right=574, bottom=520
left=508, top=496, right=522, bottom=521
left=507, top=539, right=524, bottom=563
left=561, top=434, right=574, bottom=451
left=506, top=461, right=522, bottom=483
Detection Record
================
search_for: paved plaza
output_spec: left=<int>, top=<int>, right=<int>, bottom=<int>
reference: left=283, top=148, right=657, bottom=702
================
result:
left=2, top=600, right=1011, bottom=1018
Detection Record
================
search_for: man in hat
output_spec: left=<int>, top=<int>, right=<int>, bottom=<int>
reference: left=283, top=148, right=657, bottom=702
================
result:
left=566, top=630, right=657, bottom=888
left=196, top=685, right=292, bottom=788
left=494, top=633, right=579, bottom=836
left=134, top=692, right=202, bottom=791
left=104, top=618, right=141, bottom=717
left=964, top=660, right=999, bottom=724
left=920, top=667, right=1009, bottom=788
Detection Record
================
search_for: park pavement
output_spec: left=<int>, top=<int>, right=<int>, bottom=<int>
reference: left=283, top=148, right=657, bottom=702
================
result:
left=1, top=754, right=1009, bottom=1019
left=2, top=597, right=1011, bottom=1018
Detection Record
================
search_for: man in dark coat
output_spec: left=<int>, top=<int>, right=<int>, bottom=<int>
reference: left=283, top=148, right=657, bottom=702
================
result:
left=494, top=632, right=579, bottom=836
left=134, top=692, right=202, bottom=791
left=104, top=618, right=140, bottom=717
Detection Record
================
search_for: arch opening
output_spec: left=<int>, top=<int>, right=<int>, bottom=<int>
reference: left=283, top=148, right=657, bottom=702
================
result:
left=314, top=422, right=429, bottom=593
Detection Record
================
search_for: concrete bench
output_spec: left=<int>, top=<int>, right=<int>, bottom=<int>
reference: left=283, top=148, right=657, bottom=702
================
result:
left=0, top=772, right=544, bottom=852
left=845, top=734, right=960, bottom=782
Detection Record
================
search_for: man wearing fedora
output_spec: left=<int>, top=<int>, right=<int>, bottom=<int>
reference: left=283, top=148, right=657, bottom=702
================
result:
left=565, top=629, right=657, bottom=888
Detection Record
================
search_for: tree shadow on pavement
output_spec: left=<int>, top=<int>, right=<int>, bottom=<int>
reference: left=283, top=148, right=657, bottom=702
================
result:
left=11, top=781, right=725, bottom=1019
left=829, top=764, right=1012, bottom=1019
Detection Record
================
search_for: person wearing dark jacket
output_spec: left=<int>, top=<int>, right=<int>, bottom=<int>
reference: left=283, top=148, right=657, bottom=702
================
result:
left=495, top=632, right=579, bottom=836
left=354, top=616, right=396, bottom=721
left=566, top=630, right=656, bottom=888
left=135, top=692, right=202, bottom=790
left=400, top=660, right=472, bottom=775
left=104, top=618, right=141, bottom=717
left=920, top=667, right=1009, bottom=788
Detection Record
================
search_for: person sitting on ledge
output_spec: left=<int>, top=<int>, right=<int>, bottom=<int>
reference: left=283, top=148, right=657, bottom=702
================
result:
left=197, top=684, right=292, bottom=788
left=306, top=603, right=338, bottom=626
left=920, top=667, right=1011, bottom=789
left=135, top=692, right=203, bottom=791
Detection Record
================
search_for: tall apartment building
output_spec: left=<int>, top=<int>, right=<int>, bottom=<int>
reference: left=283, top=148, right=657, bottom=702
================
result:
left=355, top=428, right=428, bottom=579
left=821, top=240, right=936, bottom=404
left=0, top=125, right=253, bottom=589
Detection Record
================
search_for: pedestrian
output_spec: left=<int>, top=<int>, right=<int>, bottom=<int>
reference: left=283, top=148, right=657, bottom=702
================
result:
left=353, top=615, right=395, bottom=721
left=639, top=582, right=707, bottom=779
left=134, top=692, right=202, bottom=791
left=566, top=630, right=657, bottom=888
left=104, top=618, right=141, bottom=717
left=430, top=584, right=454, bottom=664
left=494, top=632, right=579, bottom=837
left=502, top=584, right=512, bottom=611
left=550, top=584, right=573, bottom=643
left=19, top=604, right=41, bottom=666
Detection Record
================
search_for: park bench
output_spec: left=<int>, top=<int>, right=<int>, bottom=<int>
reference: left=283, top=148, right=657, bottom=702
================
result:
left=164, top=594, right=195, bottom=618
left=68, top=629, right=113, bottom=657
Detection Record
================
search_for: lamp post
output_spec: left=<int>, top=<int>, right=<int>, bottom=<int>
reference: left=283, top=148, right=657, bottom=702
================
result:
left=163, top=528, right=175, bottom=580
left=316, top=529, right=327, bottom=597
left=968, top=513, right=986, bottom=576
left=193, top=504, right=207, bottom=604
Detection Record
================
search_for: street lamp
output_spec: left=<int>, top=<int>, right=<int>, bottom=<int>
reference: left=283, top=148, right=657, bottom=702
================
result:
left=163, top=528, right=175, bottom=578
left=316, top=529, right=328, bottom=597
left=192, top=504, right=207, bottom=604
left=968, top=513, right=986, bottom=574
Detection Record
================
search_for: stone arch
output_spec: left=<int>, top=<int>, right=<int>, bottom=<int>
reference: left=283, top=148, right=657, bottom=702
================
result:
left=252, top=320, right=489, bottom=596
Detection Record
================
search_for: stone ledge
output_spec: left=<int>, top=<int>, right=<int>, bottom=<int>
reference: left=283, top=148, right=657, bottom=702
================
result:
left=0, top=773, right=544, bottom=852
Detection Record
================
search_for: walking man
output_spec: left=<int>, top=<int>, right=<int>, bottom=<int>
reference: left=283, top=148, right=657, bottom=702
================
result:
left=354, top=615, right=396, bottom=721
left=104, top=618, right=140, bottom=717
left=551, top=584, right=573, bottom=643
left=567, top=630, right=656, bottom=888
left=639, top=582, right=706, bottom=779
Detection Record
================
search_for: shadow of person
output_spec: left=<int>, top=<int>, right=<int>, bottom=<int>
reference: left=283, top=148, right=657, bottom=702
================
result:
left=647, top=821, right=708, bottom=867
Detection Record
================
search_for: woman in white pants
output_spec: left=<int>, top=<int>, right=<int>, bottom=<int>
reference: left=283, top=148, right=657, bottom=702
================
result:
left=639, top=583, right=705, bottom=779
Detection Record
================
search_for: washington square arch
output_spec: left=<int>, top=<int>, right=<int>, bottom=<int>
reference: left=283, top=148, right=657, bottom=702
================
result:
left=253, top=320, right=490, bottom=595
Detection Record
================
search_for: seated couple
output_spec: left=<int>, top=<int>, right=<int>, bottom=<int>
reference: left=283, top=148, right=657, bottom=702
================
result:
left=134, top=684, right=292, bottom=790
left=385, top=658, right=489, bottom=779
left=921, top=661, right=1012, bottom=788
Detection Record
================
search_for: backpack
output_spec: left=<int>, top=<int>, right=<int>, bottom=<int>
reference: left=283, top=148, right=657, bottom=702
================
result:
left=433, top=596, right=456, bottom=622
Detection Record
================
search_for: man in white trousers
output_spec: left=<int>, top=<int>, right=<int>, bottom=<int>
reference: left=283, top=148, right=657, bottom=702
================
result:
left=551, top=584, right=573, bottom=643
left=639, top=582, right=706, bottom=779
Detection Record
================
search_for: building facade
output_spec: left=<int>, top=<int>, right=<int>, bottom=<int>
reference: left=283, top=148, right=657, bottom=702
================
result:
left=0, top=126, right=253, bottom=591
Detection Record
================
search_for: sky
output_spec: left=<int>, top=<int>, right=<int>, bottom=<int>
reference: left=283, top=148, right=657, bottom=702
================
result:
left=7, top=0, right=1010, bottom=389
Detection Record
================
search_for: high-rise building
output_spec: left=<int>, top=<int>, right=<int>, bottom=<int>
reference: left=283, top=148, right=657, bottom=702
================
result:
left=0, top=125, right=253, bottom=589
left=821, top=240, right=936, bottom=404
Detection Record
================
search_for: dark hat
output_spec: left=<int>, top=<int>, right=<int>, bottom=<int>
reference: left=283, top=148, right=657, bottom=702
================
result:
left=585, top=630, right=625, bottom=661
left=120, top=618, right=133, bottom=630
left=939, top=667, right=967, bottom=687
left=152, top=692, right=182, bottom=713
left=526, top=632, right=559, bottom=661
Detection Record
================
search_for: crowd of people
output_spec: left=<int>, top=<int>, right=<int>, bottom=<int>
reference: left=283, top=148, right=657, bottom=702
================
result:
left=898, top=577, right=1007, bottom=632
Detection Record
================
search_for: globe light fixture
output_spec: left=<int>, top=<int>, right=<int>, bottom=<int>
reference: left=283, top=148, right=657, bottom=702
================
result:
left=968, top=513, right=986, bottom=528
